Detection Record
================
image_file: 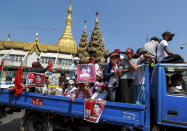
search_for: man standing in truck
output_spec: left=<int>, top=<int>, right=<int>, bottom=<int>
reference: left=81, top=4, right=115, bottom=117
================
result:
left=119, top=48, right=137, bottom=103
left=143, top=36, right=160, bottom=60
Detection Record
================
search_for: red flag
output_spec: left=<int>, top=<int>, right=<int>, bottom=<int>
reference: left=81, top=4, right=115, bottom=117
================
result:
left=14, top=65, right=23, bottom=96
left=48, top=60, right=53, bottom=72
left=0, top=60, right=3, bottom=71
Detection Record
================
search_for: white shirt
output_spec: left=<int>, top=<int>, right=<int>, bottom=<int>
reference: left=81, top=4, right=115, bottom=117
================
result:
left=91, top=90, right=108, bottom=100
left=134, top=55, right=145, bottom=85
left=64, top=86, right=77, bottom=97
left=168, top=86, right=181, bottom=93
left=157, top=40, right=168, bottom=62
left=89, top=63, right=101, bottom=77
left=95, top=63, right=101, bottom=76
left=144, top=40, right=159, bottom=59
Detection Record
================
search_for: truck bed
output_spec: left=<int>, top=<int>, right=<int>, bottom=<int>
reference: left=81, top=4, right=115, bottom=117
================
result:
left=0, top=89, right=146, bottom=129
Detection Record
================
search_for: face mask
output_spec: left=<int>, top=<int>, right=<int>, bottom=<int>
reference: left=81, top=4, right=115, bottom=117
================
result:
left=95, top=86, right=99, bottom=90
left=125, top=54, right=128, bottom=59
left=75, top=61, right=79, bottom=64
left=168, top=37, right=172, bottom=41
left=98, top=87, right=102, bottom=92
left=69, top=85, right=73, bottom=89
left=177, top=81, right=182, bottom=86
left=111, top=59, right=118, bottom=65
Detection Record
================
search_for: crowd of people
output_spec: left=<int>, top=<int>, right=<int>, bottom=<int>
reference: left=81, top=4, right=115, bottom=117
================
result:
left=32, top=31, right=185, bottom=105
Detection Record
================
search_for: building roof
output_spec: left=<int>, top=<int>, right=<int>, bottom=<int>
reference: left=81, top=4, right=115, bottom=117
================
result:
left=0, top=37, right=76, bottom=55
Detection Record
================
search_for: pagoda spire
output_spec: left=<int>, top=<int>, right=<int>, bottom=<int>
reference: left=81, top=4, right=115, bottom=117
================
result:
left=88, top=11, right=108, bottom=63
left=95, top=11, right=99, bottom=28
left=34, top=32, right=39, bottom=42
left=8, top=33, right=10, bottom=41
left=78, top=20, right=89, bottom=63
left=56, top=0, right=77, bottom=54
left=84, top=19, right=87, bottom=33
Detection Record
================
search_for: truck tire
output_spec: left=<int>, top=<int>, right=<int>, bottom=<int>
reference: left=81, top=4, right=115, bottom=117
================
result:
left=23, top=113, right=53, bottom=131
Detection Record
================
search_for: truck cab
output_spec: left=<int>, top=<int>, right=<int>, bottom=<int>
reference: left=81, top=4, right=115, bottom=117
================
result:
left=151, top=63, right=187, bottom=129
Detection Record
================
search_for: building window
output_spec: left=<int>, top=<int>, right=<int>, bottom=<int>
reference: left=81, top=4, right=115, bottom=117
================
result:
left=57, top=58, right=72, bottom=66
left=0, top=54, right=4, bottom=58
left=41, top=57, right=56, bottom=64
left=9, top=55, right=24, bottom=62
left=58, top=58, right=62, bottom=65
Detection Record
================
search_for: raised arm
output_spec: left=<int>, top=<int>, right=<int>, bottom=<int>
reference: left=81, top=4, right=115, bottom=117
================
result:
left=164, top=46, right=174, bottom=55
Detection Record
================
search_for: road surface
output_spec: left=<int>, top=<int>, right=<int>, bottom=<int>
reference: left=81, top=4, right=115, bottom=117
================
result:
left=0, top=110, right=24, bottom=131
left=0, top=110, right=91, bottom=131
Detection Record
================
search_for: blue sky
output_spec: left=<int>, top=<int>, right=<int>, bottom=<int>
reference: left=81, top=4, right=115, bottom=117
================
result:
left=0, top=0, right=187, bottom=60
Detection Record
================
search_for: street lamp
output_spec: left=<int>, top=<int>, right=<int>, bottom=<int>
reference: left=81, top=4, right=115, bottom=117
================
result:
left=180, top=43, right=187, bottom=49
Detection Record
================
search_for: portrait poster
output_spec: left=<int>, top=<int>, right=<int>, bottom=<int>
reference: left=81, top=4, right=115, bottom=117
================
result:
left=48, top=73, right=60, bottom=88
left=84, top=99, right=106, bottom=123
left=77, top=64, right=96, bottom=83
left=25, top=73, right=45, bottom=87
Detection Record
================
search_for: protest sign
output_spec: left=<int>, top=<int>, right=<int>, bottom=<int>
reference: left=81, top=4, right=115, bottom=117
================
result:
left=84, top=99, right=106, bottom=123
left=25, top=73, right=45, bottom=87
left=77, top=64, right=96, bottom=83
left=48, top=73, right=60, bottom=88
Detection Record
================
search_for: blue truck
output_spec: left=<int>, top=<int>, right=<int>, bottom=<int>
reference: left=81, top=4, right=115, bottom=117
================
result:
left=0, top=63, right=186, bottom=131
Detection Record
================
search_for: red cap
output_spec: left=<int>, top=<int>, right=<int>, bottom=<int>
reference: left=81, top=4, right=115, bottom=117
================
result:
left=32, top=62, right=38, bottom=66
left=88, top=58, right=95, bottom=64
left=99, top=82, right=106, bottom=88
left=110, top=52, right=120, bottom=58
left=114, top=49, right=122, bottom=53
left=124, top=48, right=134, bottom=55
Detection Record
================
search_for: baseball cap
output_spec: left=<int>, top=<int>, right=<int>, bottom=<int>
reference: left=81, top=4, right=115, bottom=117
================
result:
left=114, top=49, right=122, bottom=53
left=110, top=52, right=120, bottom=58
left=135, top=48, right=147, bottom=56
left=73, top=57, right=80, bottom=61
left=162, top=31, right=175, bottom=38
left=99, top=82, right=106, bottom=88
left=124, top=48, right=134, bottom=55
left=68, top=80, right=74, bottom=85
left=150, top=37, right=160, bottom=42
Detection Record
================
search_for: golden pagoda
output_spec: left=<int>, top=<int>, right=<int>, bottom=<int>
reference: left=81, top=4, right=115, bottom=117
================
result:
left=56, top=0, right=77, bottom=54
left=88, top=11, right=108, bottom=63
left=0, top=0, right=77, bottom=55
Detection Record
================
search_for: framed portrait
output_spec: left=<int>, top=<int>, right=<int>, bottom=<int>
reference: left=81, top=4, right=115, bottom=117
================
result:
left=48, top=73, right=60, bottom=88
left=77, top=64, right=96, bottom=83
left=84, top=99, right=106, bottom=123
left=25, top=73, right=45, bottom=87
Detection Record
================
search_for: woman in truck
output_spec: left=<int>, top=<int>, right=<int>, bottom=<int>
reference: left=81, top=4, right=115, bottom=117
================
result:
left=70, top=83, right=91, bottom=102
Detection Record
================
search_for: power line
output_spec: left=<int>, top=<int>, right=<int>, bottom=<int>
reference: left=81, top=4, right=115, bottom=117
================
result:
left=0, top=25, right=57, bottom=31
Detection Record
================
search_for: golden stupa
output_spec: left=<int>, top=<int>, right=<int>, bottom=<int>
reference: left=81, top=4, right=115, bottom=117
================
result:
left=0, top=0, right=77, bottom=55
left=57, top=0, right=77, bottom=54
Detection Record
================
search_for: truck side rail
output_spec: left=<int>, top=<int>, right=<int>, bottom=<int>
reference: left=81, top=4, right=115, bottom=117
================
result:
left=0, top=89, right=146, bottom=128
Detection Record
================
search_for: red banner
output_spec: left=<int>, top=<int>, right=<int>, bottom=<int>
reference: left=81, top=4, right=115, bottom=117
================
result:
left=32, top=98, right=43, bottom=106
left=25, top=73, right=45, bottom=87
left=77, top=64, right=96, bottom=83
left=84, top=99, right=106, bottom=123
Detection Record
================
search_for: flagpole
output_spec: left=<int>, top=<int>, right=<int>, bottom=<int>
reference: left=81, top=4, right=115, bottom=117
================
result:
left=0, top=60, right=4, bottom=87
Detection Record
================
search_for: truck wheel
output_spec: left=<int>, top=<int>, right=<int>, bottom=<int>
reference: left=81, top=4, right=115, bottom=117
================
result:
left=151, top=125, right=160, bottom=131
left=24, top=113, right=53, bottom=131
